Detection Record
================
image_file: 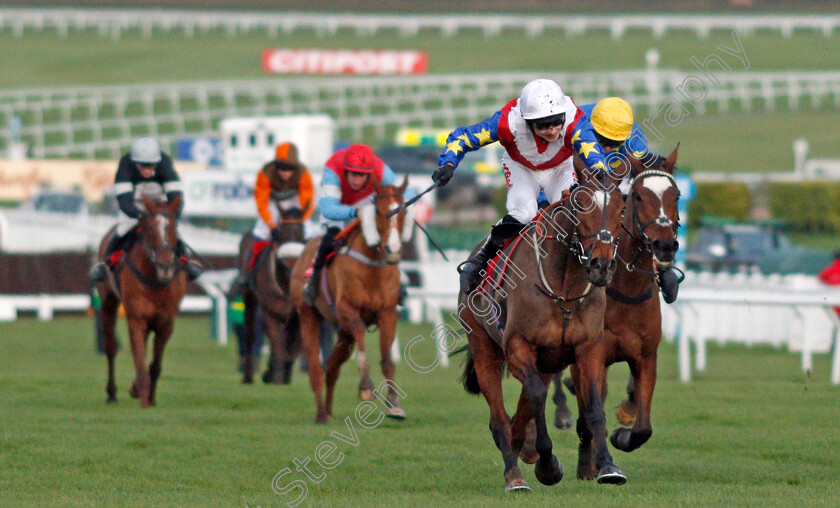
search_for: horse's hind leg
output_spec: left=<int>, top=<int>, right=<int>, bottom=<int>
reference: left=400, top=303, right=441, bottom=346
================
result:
left=148, top=321, right=174, bottom=406
left=616, top=374, right=637, bottom=426
left=100, top=288, right=120, bottom=403
left=299, top=307, right=329, bottom=423
left=241, top=291, right=258, bottom=384
left=552, top=371, right=574, bottom=430
left=575, top=349, right=626, bottom=485
left=324, top=329, right=354, bottom=418
left=261, top=311, right=288, bottom=385
left=611, top=353, right=656, bottom=453
left=506, top=335, right=563, bottom=487
left=471, top=334, right=528, bottom=492
left=127, top=318, right=152, bottom=407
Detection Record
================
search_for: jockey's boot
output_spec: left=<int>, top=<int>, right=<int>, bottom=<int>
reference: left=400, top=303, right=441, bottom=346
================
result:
left=303, top=227, right=341, bottom=306
left=89, top=234, right=122, bottom=281
left=458, top=215, right=526, bottom=294
left=177, top=239, right=204, bottom=281
left=657, top=266, right=680, bottom=304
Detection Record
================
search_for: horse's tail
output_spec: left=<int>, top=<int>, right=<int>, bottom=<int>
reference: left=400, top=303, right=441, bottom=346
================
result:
left=455, top=345, right=481, bottom=395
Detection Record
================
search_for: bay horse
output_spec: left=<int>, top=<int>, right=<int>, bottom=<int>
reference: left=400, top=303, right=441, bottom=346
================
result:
left=96, top=195, right=187, bottom=407
left=527, top=146, right=681, bottom=477
left=233, top=205, right=307, bottom=385
left=458, top=169, right=624, bottom=492
left=290, top=176, right=412, bottom=423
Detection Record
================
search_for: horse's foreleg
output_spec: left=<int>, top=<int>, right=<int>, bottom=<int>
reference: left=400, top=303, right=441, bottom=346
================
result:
left=241, top=291, right=258, bottom=384
left=611, top=353, right=656, bottom=452
left=148, top=320, right=174, bottom=406
left=576, top=347, right=625, bottom=485
left=507, top=337, right=563, bottom=487
left=324, top=329, right=354, bottom=418
left=299, top=308, right=329, bottom=423
left=127, top=318, right=152, bottom=408
left=570, top=364, right=595, bottom=480
left=376, top=308, right=404, bottom=419
left=100, top=291, right=120, bottom=403
left=261, top=312, right=287, bottom=385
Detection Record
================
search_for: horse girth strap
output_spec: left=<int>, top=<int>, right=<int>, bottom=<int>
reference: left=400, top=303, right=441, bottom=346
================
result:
left=336, top=246, right=388, bottom=267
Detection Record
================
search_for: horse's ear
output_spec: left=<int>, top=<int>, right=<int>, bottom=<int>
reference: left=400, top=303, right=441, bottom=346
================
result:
left=662, top=143, right=679, bottom=174
left=142, top=195, right=155, bottom=215
left=371, top=174, right=383, bottom=193
left=398, top=174, right=409, bottom=194
left=169, top=193, right=183, bottom=212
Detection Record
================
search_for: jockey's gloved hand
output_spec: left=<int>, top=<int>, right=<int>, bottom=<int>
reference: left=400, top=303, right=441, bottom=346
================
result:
left=270, top=227, right=283, bottom=243
left=432, top=163, right=455, bottom=187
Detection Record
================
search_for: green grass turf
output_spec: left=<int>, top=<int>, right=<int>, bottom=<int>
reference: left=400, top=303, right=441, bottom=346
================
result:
left=1, top=315, right=838, bottom=507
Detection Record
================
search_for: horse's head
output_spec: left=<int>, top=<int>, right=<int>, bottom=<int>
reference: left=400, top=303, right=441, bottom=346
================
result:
left=566, top=175, right=624, bottom=287
left=627, top=144, right=681, bottom=267
left=358, top=176, right=411, bottom=264
left=276, top=203, right=307, bottom=245
left=140, top=195, right=181, bottom=284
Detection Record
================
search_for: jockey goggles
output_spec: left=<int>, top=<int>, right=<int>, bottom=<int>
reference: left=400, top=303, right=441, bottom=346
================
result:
left=530, top=113, right=566, bottom=131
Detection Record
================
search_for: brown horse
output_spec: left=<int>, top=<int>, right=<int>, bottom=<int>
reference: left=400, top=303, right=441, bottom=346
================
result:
left=234, top=205, right=307, bottom=384
left=96, top=195, right=187, bottom=407
left=531, top=147, right=681, bottom=475
left=290, top=176, right=411, bottom=423
left=459, top=170, right=625, bottom=492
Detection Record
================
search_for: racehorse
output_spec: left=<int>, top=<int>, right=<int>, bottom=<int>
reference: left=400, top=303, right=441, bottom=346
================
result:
left=234, top=205, right=307, bottom=384
left=96, top=195, right=187, bottom=407
left=290, top=176, right=412, bottom=423
left=529, top=146, right=681, bottom=475
left=458, top=169, right=625, bottom=492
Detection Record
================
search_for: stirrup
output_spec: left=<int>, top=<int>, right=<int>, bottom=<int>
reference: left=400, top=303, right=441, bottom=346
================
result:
left=184, top=260, right=204, bottom=281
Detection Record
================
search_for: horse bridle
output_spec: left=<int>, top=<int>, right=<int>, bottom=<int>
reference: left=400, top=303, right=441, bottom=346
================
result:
left=620, top=170, right=680, bottom=273
left=126, top=210, right=181, bottom=287
left=562, top=184, right=618, bottom=264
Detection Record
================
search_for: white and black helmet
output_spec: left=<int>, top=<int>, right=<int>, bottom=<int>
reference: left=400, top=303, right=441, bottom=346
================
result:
left=519, top=79, right=570, bottom=120
left=130, top=137, right=162, bottom=165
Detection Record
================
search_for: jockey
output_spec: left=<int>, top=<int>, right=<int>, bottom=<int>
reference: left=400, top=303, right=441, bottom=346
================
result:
left=88, top=137, right=203, bottom=282
left=582, top=97, right=680, bottom=303
left=433, top=78, right=611, bottom=294
left=228, top=142, right=314, bottom=297
left=302, top=143, right=414, bottom=305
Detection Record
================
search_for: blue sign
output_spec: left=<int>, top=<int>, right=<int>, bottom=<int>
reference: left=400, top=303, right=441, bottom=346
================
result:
left=675, top=175, right=695, bottom=267
left=176, top=137, right=223, bottom=167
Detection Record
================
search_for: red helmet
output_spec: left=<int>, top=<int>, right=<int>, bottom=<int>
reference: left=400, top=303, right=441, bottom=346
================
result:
left=343, top=144, right=375, bottom=174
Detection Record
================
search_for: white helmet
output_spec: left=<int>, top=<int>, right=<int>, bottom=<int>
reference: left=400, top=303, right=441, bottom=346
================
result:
left=130, top=137, right=162, bottom=165
left=519, top=79, right=570, bottom=120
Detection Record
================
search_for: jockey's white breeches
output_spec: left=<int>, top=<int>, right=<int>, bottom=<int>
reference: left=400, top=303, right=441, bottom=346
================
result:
left=502, top=153, right=576, bottom=224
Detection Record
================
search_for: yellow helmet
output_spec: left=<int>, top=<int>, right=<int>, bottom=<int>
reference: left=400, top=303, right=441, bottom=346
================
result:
left=590, top=97, right=633, bottom=142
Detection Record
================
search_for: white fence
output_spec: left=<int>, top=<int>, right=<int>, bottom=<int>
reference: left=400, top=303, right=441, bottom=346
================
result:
left=1, top=9, right=838, bottom=40
left=2, top=70, right=840, bottom=159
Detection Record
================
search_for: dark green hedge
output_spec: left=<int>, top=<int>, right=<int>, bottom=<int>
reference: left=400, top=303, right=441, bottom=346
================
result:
left=687, top=182, right=752, bottom=228
left=768, top=182, right=840, bottom=233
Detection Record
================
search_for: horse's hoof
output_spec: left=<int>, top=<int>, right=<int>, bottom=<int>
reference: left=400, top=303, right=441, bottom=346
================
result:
left=504, top=479, right=531, bottom=493
left=359, top=389, right=374, bottom=401
left=106, top=397, right=117, bottom=404
left=597, top=464, right=627, bottom=485
left=242, top=374, right=254, bottom=384
left=554, top=406, right=574, bottom=430
left=534, top=455, right=564, bottom=486
left=129, top=383, right=138, bottom=399
left=616, top=399, right=637, bottom=426
left=315, top=412, right=331, bottom=424
left=385, top=407, right=406, bottom=420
